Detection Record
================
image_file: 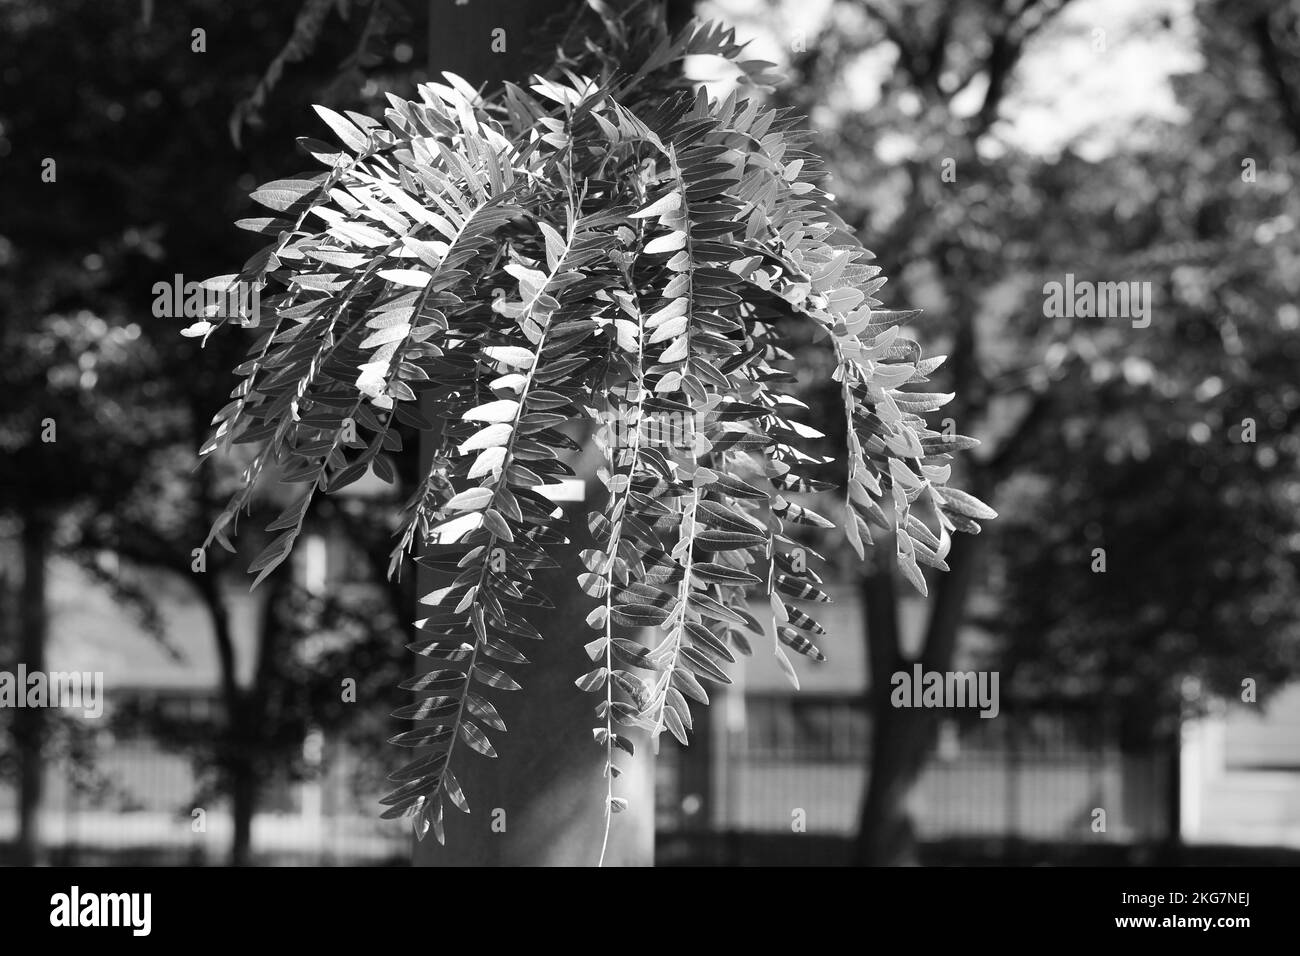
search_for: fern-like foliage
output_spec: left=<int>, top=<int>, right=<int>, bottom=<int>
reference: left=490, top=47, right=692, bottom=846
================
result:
left=195, top=16, right=995, bottom=849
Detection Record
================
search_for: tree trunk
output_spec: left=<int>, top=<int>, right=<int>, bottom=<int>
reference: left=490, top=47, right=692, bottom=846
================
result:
left=855, top=561, right=911, bottom=865
left=222, top=565, right=293, bottom=867
left=854, top=527, right=983, bottom=865
left=412, top=0, right=657, bottom=868
left=413, top=506, right=654, bottom=865
left=228, top=732, right=258, bottom=867
left=1164, top=718, right=1182, bottom=857
left=858, top=703, right=938, bottom=866
left=15, top=511, right=50, bottom=866
left=196, top=570, right=258, bottom=866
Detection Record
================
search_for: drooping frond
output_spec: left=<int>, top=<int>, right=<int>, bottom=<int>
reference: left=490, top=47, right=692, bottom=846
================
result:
left=197, top=14, right=995, bottom=850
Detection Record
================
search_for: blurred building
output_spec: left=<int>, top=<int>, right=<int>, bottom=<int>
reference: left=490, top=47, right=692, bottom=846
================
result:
left=0, top=531, right=407, bottom=865
left=1183, top=686, right=1300, bottom=847
left=656, top=571, right=1300, bottom=861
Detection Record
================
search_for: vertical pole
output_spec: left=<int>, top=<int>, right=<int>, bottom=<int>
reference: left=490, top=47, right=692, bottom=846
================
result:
left=412, top=0, right=655, bottom=866
left=1005, top=713, right=1019, bottom=854
left=15, top=515, right=49, bottom=868
left=16, top=511, right=49, bottom=866
left=1166, top=715, right=1183, bottom=853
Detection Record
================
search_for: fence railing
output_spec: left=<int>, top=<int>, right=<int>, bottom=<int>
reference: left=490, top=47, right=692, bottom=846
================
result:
left=3, top=696, right=1172, bottom=864
left=0, top=738, right=409, bottom=866
left=656, top=693, right=1172, bottom=844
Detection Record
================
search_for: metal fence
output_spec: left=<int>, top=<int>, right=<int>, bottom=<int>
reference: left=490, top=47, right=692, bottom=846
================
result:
left=656, top=693, right=1171, bottom=845
left=3, top=695, right=1171, bottom=865
left=0, top=736, right=409, bottom=866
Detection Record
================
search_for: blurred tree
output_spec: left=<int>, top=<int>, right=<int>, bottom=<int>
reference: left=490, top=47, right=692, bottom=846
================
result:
left=0, top=0, right=426, bottom=864
left=0, top=312, right=152, bottom=864
left=757, top=0, right=1299, bottom=862
left=990, top=0, right=1300, bottom=786
left=761, top=0, right=1077, bottom=864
